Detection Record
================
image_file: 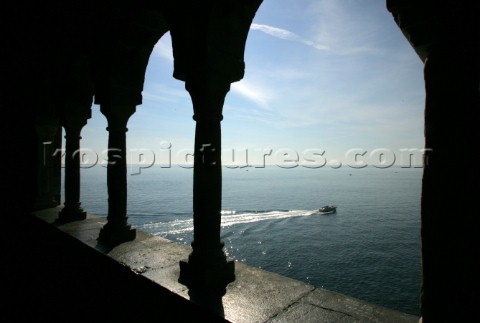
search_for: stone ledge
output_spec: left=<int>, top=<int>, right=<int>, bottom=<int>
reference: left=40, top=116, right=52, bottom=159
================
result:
left=33, top=207, right=420, bottom=323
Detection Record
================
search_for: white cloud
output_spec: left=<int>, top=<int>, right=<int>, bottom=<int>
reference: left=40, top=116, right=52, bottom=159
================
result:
left=250, top=23, right=300, bottom=41
left=250, top=21, right=379, bottom=55
left=231, top=81, right=270, bottom=110
left=250, top=23, right=332, bottom=52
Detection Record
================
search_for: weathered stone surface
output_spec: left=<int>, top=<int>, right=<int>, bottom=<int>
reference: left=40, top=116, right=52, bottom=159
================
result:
left=269, top=302, right=350, bottom=323
left=108, top=236, right=191, bottom=271
left=33, top=206, right=63, bottom=224
left=221, top=262, right=315, bottom=323
left=283, top=289, right=419, bottom=323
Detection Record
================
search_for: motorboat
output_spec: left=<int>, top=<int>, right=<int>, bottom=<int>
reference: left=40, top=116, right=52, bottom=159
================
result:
left=318, top=205, right=337, bottom=213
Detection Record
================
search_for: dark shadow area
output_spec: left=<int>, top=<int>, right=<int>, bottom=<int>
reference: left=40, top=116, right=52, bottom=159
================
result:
left=187, top=288, right=227, bottom=318
left=2, top=214, right=228, bottom=323
left=387, top=1, right=480, bottom=322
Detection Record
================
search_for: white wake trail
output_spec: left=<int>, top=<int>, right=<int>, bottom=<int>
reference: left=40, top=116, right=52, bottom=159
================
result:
left=139, top=210, right=318, bottom=235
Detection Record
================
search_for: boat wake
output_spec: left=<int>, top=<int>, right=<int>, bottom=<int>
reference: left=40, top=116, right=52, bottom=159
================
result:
left=138, top=209, right=318, bottom=236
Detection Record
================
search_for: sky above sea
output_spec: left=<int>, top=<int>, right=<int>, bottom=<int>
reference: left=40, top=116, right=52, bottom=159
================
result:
left=76, top=0, right=426, bottom=167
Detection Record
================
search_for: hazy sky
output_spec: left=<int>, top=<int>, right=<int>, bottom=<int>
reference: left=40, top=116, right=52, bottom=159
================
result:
left=79, top=0, right=426, bottom=169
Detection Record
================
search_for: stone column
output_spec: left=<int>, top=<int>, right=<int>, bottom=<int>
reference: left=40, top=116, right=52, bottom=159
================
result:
left=58, top=104, right=91, bottom=223
left=52, top=127, right=63, bottom=206
left=97, top=104, right=136, bottom=246
left=34, top=123, right=60, bottom=210
left=179, top=76, right=235, bottom=289
left=164, top=0, right=263, bottom=291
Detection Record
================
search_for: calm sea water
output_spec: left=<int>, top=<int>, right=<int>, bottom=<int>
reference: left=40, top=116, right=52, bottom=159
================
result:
left=74, top=165, right=422, bottom=316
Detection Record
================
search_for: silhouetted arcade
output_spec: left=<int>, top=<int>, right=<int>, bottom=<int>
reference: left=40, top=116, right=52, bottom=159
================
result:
left=3, top=1, right=479, bottom=322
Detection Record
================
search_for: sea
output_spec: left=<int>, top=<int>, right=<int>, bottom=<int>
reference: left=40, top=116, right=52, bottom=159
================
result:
left=74, top=164, right=422, bottom=316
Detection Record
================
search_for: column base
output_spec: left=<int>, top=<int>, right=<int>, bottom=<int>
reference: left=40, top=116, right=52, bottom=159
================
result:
left=97, top=222, right=136, bottom=246
left=57, top=205, right=87, bottom=224
left=179, top=248, right=235, bottom=292
left=35, top=197, right=59, bottom=211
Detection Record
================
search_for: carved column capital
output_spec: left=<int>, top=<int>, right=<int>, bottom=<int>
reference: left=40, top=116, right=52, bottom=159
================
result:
left=186, top=74, right=231, bottom=122
left=58, top=100, right=91, bottom=128
left=100, top=103, right=136, bottom=131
